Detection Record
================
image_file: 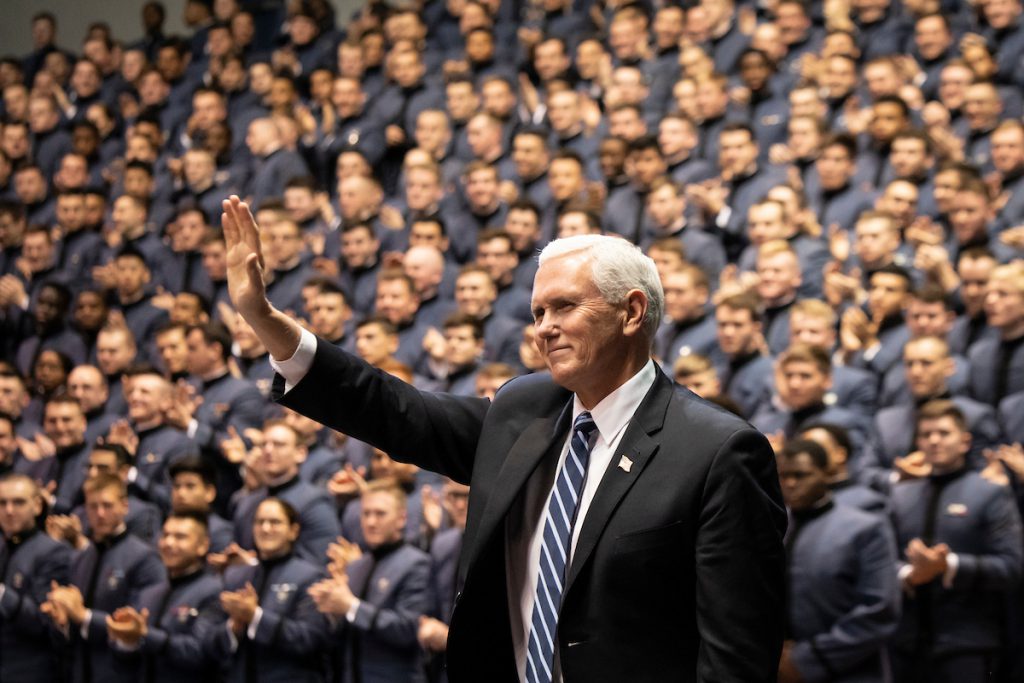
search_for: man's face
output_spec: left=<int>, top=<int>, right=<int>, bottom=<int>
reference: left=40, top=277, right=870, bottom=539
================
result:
left=950, top=190, right=990, bottom=244
left=991, top=126, right=1024, bottom=173
left=112, top=196, right=146, bottom=233
left=626, top=148, right=666, bottom=188
left=512, top=135, right=548, bottom=180
left=854, top=218, right=899, bottom=267
left=404, top=168, right=442, bottom=211
left=815, top=143, right=856, bottom=188
left=906, top=299, right=953, bottom=337
left=548, top=159, right=584, bottom=201
left=0, top=419, right=14, bottom=462
left=505, top=209, right=540, bottom=252
left=0, top=377, right=27, bottom=418
left=867, top=273, right=909, bottom=319
left=964, top=84, right=1001, bottom=131
left=456, top=271, right=497, bottom=317
left=361, top=490, right=406, bottom=548
left=984, top=276, right=1024, bottom=331
left=414, top=112, right=450, bottom=156
left=547, top=92, right=580, bottom=133
left=0, top=479, right=42, bottom=537
left=86, top=448, right=124, bottom=481
left=890, top=139, right=930, bottom=179
left=409, top=221, right=448, bottom=251
left=33, top=286, right=64, bottom=329
left=903, top=339, right=953, bottom=398
left=868, top=103, right=908, bottom=143
left=915, top=15, right=951, bottom=60
left=756, top=252, right=801, bottom=303
left=115, top=256, right=150, bottom=299
left=202, top=240, right=228, bottom=280
left=715, top=306, right=759, bottom=356
left=663, top=270, right=707, bottom=322
left=776, top=360, right=829, bottom=409
left=186, top=329, right=220, bottom=376
left=446, top=83, right=478, bottom=122
left=43, top=403, right=86, bottom=449
left=787, top=117, right=821, bottom=159
left=266, top=222, right=302, bottom=266
left=14, top=170, right=46, bottom=204
left=73, top=291, right=106, bottom=331
left=747, top=203, right=787, bottom=244
left=789, top=312, right=835, bottom=350
left=982, top=0, right=1021, bottom=30
left=28, top=98, right=58, bottom=134
left=531, top=253, right=638, bottom=400
left=171, top=472, right=216, bottom=513
left=158, top=517, right=209, bottom=573
left=355, top=323, right=398, bottom=365
left=341, top=227, right=379, bottom=269
left=916, top=416, right=970, bottom=473
left=85, top=485, right=129, bottom=542
left=476, top=238, right=518, bottom=283
left=156, top=328, right=189, bottom=375
left=96, top=330, right=135, bottom=375
left=598, top=140, right=628, bottom=180
left=608, top=109, right=645, bottom=140
left=778, top=453, right=829, bottom=511
left=718, top=130, right=757, bottom=176
left=1, top=126, right=29, bottom=161
left=127, top=373, right=169, bottom=425
left=253, top=500, right=299, bottom=558
left=67, top=367, right=108, bottom=413
left=21, top=232, right=53, bottom=273
left=375, top=279, right=419, bottom=324
left=939, top=65, right=973, bottom=110
left=310, top=293, right=350, bottom=338
left=255, top=425, right=303, bottom=483
left=959, top=256, right=996, bottom=315
left=879, top=181, right=919, bottom=226
left=465, top=169, right=499, bottom=211
left=56, top=195, right=85, bottom=231
left=647, top=185, right=684, bottom=228
left=445, top=324, right=483, bottom=367
left=658, top=118, right=694, bottom=159
left=534, top=40, right=568, bottom=81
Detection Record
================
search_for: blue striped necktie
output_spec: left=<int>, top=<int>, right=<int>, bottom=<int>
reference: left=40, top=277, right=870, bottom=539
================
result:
left=525, top=411, right=598, bottom=683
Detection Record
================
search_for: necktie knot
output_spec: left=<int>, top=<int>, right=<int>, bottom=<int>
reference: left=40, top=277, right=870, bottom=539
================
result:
left=573, top=411, right=597, bottom=443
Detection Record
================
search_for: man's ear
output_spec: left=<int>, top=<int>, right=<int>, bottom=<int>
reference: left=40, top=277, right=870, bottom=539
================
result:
left=622, top=289, right=648, bottom=336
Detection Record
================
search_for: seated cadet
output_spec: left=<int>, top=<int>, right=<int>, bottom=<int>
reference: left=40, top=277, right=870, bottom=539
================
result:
left=66, top=365, right=117, bottom=447
left=418, top=478, right=471, bottom=683
left=121, top=365, right=197, bottom=511
left=339, top=449, right=429, bottom=550
left=838, top=264, right=913, bottom=383
left=169, top=457, right=234, bottom=552
left=0, top=474, right=73, bottom=683
left=967, top=262, right=1024, bottom=406
left=798, top=423, right=888, bottom=514
left=309, top=481, right=433, bottom=683
left=750, top=344, right=868, bottom=454
left=232, top=420, right=340, bottom=563
left=105, top=511, right=223, bottom=683
left=777, top=440, right=900, bottom=683
left=736, top=199, right=829, bottom=302
left=867, top=337, right=1003, bottom=490
left=641, top=180, right=726, bottom=284
left=207, top=497, right=330, bottom=682
left=452, top=265, right=522, bottom=367
left=110, top=245, right=171, bottom=364
left=889, top=401, right=1024, bottom=682
left=655, top=263, right=718, bottom=371
left=754, top=240, right=803, bottom=355
left=476, top=230, right=533, bottom=324
left=374, top=269, right=432, bottom=370
left=43, top=474, right=165, bottom=683
left=421, top=314, right=486, bottom=396
left=711, top=292, right=774, bottom=417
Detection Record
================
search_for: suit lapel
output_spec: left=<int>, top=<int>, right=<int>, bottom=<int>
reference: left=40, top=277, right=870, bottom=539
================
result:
left=564, top=372, right=674, bottom=593
left=465, top=405, right=572, bottom=574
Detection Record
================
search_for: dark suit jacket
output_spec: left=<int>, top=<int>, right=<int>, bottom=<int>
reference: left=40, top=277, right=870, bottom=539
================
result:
left=273, top=337, right=787, bottom=682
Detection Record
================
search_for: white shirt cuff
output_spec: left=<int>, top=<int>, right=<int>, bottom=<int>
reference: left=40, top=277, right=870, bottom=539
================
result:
left=863, top=342, right=882, bottom=362
left=942, top=552, right=959, bottom=588
left=127, top=467, right=138, bottom=483
left=246, top=606, right=264, bottom=639
left=345, top=598, right=361, bottom=623
left=0, top=583, right=5, bottom=602
left=80, top=609, right=93, bottom=639
left=269, top=327, right=318, bottom=394
left=226, top=622, right=239, bottom=652
left=187, top=419, right=199, bottom=439
left=715, top=206, right=732, bottom=229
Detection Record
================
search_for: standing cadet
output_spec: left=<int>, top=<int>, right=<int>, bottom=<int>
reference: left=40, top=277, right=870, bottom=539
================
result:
left=105, top=511, right=223, bottom=683
left=889, top=401, right=1023, bottom=681
left=309, top=481, right=433, bottom=683
left=207, top=497, right=330, bottom=682
left=777, top=440, right=901, bottom=682
left=0, top=474, right=73, bottom=682
left=43, top=473, right=166, bottom=683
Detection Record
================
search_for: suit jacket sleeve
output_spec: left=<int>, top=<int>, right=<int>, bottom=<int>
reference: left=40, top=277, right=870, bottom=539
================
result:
left=273, top=335, right=489, bottom=484
left=695, top=427, right=787, bottom=682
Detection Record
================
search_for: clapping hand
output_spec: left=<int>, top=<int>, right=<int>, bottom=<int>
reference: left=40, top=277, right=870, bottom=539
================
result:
left=905, top=539, right=950, bottom=586
left=106, top=606, right=149, bottom=646
left=220, top=583, right=259, bottom=634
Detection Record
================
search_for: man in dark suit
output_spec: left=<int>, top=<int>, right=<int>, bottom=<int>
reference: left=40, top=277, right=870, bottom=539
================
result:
left=220, top=195, right=787, bottom=682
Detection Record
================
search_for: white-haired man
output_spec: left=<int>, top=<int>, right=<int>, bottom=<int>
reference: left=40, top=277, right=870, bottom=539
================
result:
left=220, top=195, right=785, bottom=683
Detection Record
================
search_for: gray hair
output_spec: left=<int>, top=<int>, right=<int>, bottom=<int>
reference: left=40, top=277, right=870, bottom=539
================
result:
left=537, top=235, right=664, bottom=343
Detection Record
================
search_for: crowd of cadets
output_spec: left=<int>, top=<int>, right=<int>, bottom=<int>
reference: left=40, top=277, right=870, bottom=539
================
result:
left=1, top=0, right=1024, bottom=679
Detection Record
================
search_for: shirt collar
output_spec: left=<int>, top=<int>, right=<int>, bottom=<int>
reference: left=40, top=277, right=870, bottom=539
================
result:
left=572, top=360, right=657, bottom=448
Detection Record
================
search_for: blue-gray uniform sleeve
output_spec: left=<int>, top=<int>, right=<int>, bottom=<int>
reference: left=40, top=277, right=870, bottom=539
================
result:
left=295, top=496, right=342, bottom=564
left=194, top=386, right=266, bottom=452
left=350, top=554, right=433, bottom=648
left=951, top=485, right=1024, bottom=591
left=790, top=520, right=901, bottom=683
left=86, top=550, right=167, bottom=642
left=0, top=542, right=72, bottom=638
left=250, top=577, right=330, bottom=656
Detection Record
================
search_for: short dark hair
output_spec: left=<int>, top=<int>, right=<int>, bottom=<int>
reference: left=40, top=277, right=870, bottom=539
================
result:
left=187, top=321, right=233, bottom=361
left=781, top=438, right=830, bottom=470
left=169, top=455, right=217, bottom=487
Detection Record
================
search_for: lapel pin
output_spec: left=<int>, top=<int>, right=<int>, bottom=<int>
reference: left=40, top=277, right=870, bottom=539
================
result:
left=618, top=455, right=633, bottom=473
